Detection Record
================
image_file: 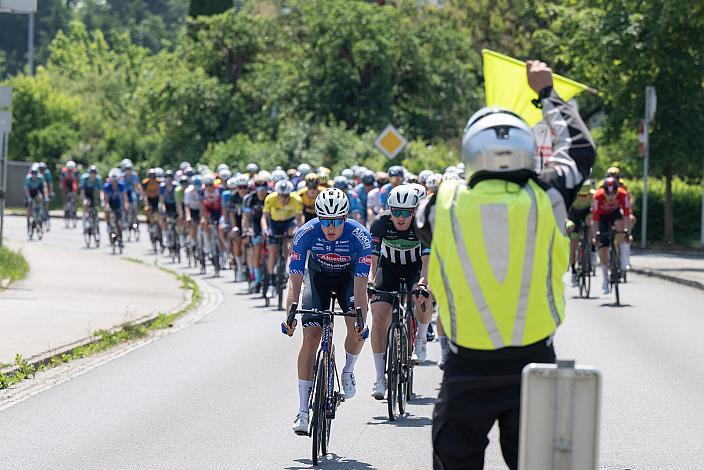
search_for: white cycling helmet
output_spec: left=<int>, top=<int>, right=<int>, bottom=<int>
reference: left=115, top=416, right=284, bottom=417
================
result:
left=297, top=163, right=311, bottom=176
left=462, top=107, right=536, bottom=174
left=418, top=170, right=433, bottom=184
left=271, top=169, right=288, bottom=183
left=234, top=173, right=249, bottom=187
left=258, top=170, right=271, bottom=182
left=297, top=180, right=307, bottom=191
left=387, top=184, right=420, bottom=209
left=226, top=177, right=238, bottom=189
left=411, top=182, right=427, bottom=200
left=341, top=168, right=354, bottom=180
left=426, top=173, right=443, bottom=192
left=275, top=179, right=294, bottom=195
left=108, top=168, right=121, bottom=179
left=216, top=163, right=230, bottom=172
left=202, top=175, right=215, bottom=186
left=315, top=188, right=349, bottom=218
left=219, top=169, right=232, bottom=181
left=66, top=160, right=77, bottom=170
left=246, top=163, right=259, bottom=174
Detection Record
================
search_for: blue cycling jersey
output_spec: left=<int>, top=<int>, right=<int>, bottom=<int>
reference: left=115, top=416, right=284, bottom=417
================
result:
left=24, top=175, right=45, bottom=190
left=159, top=181, right=177, bottom=204
left=122, top=173, right=140, bottom=193
left=379, top=182, right=393, bottom=210
left=103, top=181, right=125, bottom=207
left=347, top=190, right=362, bottom=217
left=289, top=218, right=372, bottom=277
left=354, top=183, right=369, bottom=210
left=80, top=174, right=103, bottom=190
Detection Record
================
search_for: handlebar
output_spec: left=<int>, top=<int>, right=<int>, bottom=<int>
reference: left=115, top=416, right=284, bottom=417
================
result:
left=285, top=302, right=363, bottom=332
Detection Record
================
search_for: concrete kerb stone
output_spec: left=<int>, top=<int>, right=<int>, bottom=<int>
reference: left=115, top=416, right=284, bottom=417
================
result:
left=0, top=264, right=195, bottom=378
left=629, top=267, right=704, bottom=291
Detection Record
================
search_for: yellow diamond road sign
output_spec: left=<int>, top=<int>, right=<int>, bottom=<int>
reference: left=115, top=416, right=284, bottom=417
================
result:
left=375, top=124, right=407, bottom=159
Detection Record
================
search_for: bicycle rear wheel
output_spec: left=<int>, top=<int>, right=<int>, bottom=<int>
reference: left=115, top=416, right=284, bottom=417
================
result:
left=610, top=248, right=620, bottom=305
left=398, top=325, right=409, bottom=415
left=311, top=356, right=327, bottom=466
left=386, top=325, right=399, bottom=421
left=276, top=258, right=286, bottom=311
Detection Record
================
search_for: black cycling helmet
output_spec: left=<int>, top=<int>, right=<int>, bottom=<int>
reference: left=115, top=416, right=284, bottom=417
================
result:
left=362, top=171, right=375, bottom=185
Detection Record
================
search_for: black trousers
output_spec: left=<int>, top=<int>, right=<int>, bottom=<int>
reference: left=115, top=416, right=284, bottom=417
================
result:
left=432, top=337, right=556, bottom=470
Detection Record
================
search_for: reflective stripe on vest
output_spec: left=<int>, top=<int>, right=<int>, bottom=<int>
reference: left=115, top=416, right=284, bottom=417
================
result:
left=429, top=179, right=567, bottom=350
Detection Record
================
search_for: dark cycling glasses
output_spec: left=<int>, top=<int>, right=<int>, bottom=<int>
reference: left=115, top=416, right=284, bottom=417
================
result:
left=320, top=218, right=345, bottom=228
left=256, top=185, right=268, bottom=190
left=391, top=209, right=413, bottom=218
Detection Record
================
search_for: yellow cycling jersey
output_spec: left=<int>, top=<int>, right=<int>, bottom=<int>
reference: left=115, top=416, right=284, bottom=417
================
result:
left=263, top=192, right=303, bottom=221
left=297, top=186, right=326, bottom=215
left=142, top=178, right=161, bottom=198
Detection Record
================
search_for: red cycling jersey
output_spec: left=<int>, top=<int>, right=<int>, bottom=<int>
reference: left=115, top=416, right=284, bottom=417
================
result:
left=591, top=187, right=630, bottom=222
left=60, top=167, right=79, bottom=192
left=202, top=187, right=221, bottom=211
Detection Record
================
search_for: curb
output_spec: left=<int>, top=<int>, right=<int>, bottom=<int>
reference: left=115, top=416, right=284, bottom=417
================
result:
left=630, top=268, right=704, bottom=291
left=0, top=268, right=194, bottom=378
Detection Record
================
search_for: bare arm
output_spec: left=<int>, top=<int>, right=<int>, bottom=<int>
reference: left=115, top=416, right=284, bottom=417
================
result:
left=286, top=273, right=304, bottom=315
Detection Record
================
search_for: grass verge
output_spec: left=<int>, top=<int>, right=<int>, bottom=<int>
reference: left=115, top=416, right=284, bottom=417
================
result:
left=0, top=245, right=30, bottom=288
left=0, top=261, right=201, bottom=389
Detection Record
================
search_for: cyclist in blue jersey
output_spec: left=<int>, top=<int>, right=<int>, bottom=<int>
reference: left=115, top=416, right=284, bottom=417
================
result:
left=354, top=170, right=376, bottom=227
left=333, top=176, right=363, bottom=223
left=159, top=170, right=180, bottom=231
left=282, top=187, right=372, bottom=435
left=121, top=162, right=142, bottom=207
left=378, top=165, right=405, bottom=210
left=24, top=166, right=46, bottom=221
left=37, top=162, right=54, bottom=220
left=102, top=169, right=129, bottom=225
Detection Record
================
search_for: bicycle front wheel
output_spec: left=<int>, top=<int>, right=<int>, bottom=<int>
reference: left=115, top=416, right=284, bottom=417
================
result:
left=386, top=325, right=400, bottom=421
left=311, top=356, right=328, bottom=466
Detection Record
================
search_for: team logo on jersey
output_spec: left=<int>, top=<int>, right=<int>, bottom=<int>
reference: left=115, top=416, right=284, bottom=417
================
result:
left=290, top=251, right=301, bottom=262
left=352, top=227, right=372, bottom=250
left=359, top=255, right=372, bottom=266
left=318, top=253, right=351, bottom=263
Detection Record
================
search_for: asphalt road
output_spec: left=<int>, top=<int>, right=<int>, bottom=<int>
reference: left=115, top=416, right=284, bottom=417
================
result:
left=1, top=215, right=703, bottom=469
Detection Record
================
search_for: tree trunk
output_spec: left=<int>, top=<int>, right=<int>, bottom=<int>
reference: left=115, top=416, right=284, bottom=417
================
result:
left=664, top=164, right=674, bottom=245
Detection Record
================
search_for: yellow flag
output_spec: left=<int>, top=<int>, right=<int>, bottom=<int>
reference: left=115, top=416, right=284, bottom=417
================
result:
left=482, top=49, right=590, bottom=126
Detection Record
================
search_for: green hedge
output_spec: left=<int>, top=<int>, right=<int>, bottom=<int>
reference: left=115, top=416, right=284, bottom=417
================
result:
left=625, top=178, right=702, bottom=245
left=0, top=245, right=29, bottom=285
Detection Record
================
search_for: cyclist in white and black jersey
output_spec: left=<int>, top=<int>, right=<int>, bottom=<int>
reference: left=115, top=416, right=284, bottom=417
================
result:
left=184, top=175, right=202, bottom=243
left=368, top=184, right=433, bottom=400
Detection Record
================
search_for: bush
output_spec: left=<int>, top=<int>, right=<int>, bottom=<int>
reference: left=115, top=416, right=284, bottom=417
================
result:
left=0, top=246, right=29, bottom=284
left=625, top=178, right=702, bottom=246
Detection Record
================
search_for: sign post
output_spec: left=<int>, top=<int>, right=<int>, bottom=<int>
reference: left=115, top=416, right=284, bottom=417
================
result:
left=641, top=86, right=656, bottom=249
left=0, top=86, right=12, bottom=246
left=374, top=124, right=407, bottom=160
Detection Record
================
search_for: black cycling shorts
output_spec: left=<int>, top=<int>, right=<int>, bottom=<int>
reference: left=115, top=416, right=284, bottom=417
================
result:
left=189, top=208, right=200, bottom=224
left=371, top=263, right=421, bottom=304
left=164, top=202, right=178, bottom=218
left=147, top=197, right=159, bottom=212
left=301, top=269, right=354, bottom=328
left=598, top=210, right=623, bottom=247
left=26, top=188, right=42, bottom=205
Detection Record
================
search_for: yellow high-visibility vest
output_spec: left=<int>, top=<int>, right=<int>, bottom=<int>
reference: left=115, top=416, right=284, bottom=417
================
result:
left=429, top=178, right=568, bottom=350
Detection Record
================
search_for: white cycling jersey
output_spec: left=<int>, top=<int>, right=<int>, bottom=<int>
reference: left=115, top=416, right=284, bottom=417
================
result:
left=184, top=185, right=202, bottom=210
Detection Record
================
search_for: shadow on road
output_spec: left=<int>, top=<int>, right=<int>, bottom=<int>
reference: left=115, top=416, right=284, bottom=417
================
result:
left=287, top=453, right=375, bottom=469
left=366, top=413, right=432, bottom=428
left=599, top=302, right=633, bottom=308
left=409, top=395, right=436, bottom=406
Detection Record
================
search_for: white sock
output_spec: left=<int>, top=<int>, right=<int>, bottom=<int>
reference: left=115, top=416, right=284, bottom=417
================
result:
left=621, top=243, right=631, bottom=265
left=373, top=352, right=386, bottom=381
left=236, top=256, right=244, bottom=268
left=417, top=321, right=430, bottom=341
left=601, top=264, right=608, bottom=282
left=342, top=352, right=359, bottom=374
left=298, top=379, right=313, bottom=414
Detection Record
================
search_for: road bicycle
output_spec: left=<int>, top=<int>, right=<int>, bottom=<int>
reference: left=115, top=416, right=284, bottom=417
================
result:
left=27, top=197, right=44, bottom=240
left=269, top=233, right=292, bottom=310
left=147, top=214, right=163, bottom=254
left=165, top=213, right=181, bottom=264
left=64, top=192, right=78, bottom=228
left=42, top=193, right=51, bottom=232
left=83, top=203, right=101, bottom=248
left=123, top=202, right=140, bottom=242
left=576, top=222, right=593, bottom=298
left=284, top=301, right=363, bottom=466
left=107, top=209, right=124, bottom=254
left=599, top=226, right=628, bottom=306
left=368, top=279, right=417, bottom=420
left=200, top=220, right=222, bottom=277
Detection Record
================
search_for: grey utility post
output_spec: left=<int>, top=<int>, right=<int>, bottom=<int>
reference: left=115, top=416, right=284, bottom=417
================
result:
left=640, top=86, right=656, bottom=249
left=0, top=86, right=12, bottom=247
left=0, top=0, right=38, bottom=74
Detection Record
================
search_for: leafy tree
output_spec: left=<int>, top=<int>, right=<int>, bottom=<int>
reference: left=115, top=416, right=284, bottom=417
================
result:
left=532, top=0, right=704, bottom=244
